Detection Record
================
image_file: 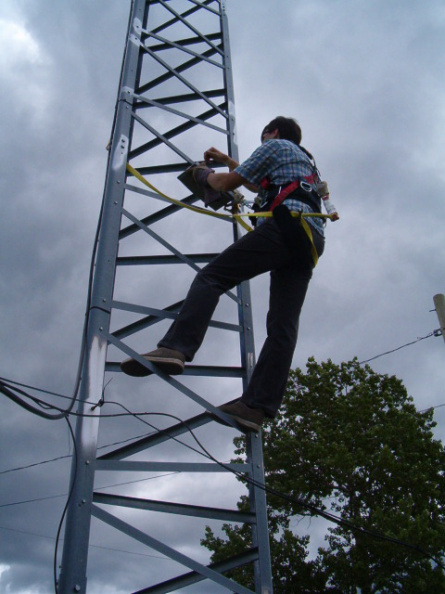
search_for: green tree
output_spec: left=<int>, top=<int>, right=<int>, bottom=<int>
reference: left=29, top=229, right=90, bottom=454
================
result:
left=202, top=358, right=445, bottom=592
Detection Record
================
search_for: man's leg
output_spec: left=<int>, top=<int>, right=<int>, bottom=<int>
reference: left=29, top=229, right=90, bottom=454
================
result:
left=159, top=221, right=293, bottom=360
left=121, top=221, right=293, bottom=376
left=241, top=261, right=312, bottom=418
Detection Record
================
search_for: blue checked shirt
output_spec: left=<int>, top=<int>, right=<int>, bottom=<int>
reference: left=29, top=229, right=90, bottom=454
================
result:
left=235, top=139, right=325, bottom=237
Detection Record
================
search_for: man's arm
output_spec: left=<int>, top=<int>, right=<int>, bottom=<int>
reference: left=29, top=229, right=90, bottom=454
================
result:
left=204, top=147, right=239, bottom=171
left=206, top=171, right=247, bottom=192
left=204, top=147, right=259, bottom=193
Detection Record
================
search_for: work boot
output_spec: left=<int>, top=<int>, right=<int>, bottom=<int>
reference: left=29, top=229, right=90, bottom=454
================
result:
left=217, top=400, right=265, bottom=432
left=121, top=347, right=185, bottom=377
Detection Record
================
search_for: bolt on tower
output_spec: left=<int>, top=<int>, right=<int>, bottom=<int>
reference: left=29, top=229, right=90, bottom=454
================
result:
left=58, top=1, right=273, bottom=592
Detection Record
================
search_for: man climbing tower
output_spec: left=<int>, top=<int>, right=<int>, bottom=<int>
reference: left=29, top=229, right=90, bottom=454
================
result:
left=122, top=116, right=335, bottom=431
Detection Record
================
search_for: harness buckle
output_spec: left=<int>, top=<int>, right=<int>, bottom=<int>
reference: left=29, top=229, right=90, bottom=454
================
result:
left=299, top=181, right=313, bottom=192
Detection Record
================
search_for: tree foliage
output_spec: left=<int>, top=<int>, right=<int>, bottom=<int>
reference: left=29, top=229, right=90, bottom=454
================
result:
left=202, top=358, right=445, bottom=592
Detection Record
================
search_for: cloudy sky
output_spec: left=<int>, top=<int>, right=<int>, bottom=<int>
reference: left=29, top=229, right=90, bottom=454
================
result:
left=1, top=0, right=445, bottom=592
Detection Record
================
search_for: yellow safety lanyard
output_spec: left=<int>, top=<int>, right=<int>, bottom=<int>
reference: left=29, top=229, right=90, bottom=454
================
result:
left=126, top=164, right=331, bottom=267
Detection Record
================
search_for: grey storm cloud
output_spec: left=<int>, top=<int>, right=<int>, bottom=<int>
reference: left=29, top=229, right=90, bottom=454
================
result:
left=1, top=1, right=445, bottom=592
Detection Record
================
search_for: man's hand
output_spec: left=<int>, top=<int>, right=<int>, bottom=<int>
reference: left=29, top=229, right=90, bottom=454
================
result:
left=202, top=149, right=253, bottom=192
left=204, top=147, right=240, bottom=172
left=204, top=147, right=229, bottom=164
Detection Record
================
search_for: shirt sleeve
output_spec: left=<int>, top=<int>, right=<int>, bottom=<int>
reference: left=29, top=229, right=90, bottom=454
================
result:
left=234, top=142, right=277, bottom=185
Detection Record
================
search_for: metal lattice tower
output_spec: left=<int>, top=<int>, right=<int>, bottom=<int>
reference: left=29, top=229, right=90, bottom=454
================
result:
left=58, top=1, right=273, bottom=592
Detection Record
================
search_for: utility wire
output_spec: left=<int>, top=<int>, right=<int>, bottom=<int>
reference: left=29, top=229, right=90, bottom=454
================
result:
left=359, top=329, right=441, bottom=364
left=0, top=472, right=180, bottom=510
left=0, top=525, right=171, bottom=561
left=0, top=454, right=72, bottom=476
left=0, top=431, right=158, bottom=476
left=420, top=402, right=445, bottom=414
left=1, top=382, right=443, bottom=574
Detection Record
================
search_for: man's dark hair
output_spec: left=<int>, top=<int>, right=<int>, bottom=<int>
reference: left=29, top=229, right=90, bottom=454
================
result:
left=262, top=116, right=302, bottom=145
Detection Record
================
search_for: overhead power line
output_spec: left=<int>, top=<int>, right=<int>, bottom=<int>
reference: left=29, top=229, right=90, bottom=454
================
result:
left=0, top=431, right=157, bottom=476
left=0, top=525, right=170, bottom=561
left=359, top=329, right=441, bottom=365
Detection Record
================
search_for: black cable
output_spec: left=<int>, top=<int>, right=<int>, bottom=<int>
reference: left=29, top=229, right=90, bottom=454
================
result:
left=2, top=383, right=442, bottom=570
left=0, top=380, right=441, bottom=563
left=0, top=379, right=71, bottom=420
left=54, top=416, right=77, bottom=594
left=1, top=384, right=442, bottom=573
left=0, top=376, right=74, bottom=401
left=91, top=404, right=445, bottom=571
left=104, top=400, right=222, bottom=462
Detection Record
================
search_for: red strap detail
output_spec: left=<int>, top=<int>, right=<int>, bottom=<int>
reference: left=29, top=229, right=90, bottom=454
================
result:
left=269, top=180, right=301, bottom=211
left=260, top=176, right=270, bottom=189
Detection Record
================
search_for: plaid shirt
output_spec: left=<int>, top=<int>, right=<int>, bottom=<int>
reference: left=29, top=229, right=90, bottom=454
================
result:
left=235, top=139, right=325, bottom=236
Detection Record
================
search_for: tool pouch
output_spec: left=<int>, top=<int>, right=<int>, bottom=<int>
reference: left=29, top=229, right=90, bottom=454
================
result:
left=178, top=165, right=234, bottom=211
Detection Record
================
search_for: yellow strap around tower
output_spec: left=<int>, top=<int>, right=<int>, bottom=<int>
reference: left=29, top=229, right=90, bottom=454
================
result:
left=126, top=163, right=333, bottom=265
left=126, top=163, right=251, bottom=228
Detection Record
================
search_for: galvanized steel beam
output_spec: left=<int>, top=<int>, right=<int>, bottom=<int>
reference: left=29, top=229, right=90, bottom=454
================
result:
left=58, top=1, right=273, bottom=592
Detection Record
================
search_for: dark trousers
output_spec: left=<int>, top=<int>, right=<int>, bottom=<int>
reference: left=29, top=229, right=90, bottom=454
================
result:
left=159, top=217, right=324, bottom=418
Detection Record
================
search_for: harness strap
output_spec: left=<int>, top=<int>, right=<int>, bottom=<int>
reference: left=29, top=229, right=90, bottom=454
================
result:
left=269, top=180, right=301, bottom=211
left=258, top=177, right=321, bottom=266
left=299, top=214, right=319, bottom=267
left=260, top=177, right=270, bottom=190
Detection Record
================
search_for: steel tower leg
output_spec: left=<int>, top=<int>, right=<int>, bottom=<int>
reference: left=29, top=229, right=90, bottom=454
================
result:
left=59, top=1, right=273, bottom=592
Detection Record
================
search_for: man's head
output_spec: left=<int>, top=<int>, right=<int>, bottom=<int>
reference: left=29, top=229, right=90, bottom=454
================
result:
left=261, top=116, right=302, bottom=145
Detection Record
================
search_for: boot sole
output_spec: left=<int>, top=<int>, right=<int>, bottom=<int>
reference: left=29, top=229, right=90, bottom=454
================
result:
left=121, top=356, right=184, bottom=377
left=212, top=410, right=260, bottom=432
left=229, top=414, right=261, bottom=432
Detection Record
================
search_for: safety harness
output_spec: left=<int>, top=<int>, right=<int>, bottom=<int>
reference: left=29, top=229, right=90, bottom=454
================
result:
left=258, top=176, right=321, bottom=213
left=249, top=147, right=324, bottom=266
left=257, top=144, right=322, bottom=213
left=258, top=179, right=322, bottom=267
